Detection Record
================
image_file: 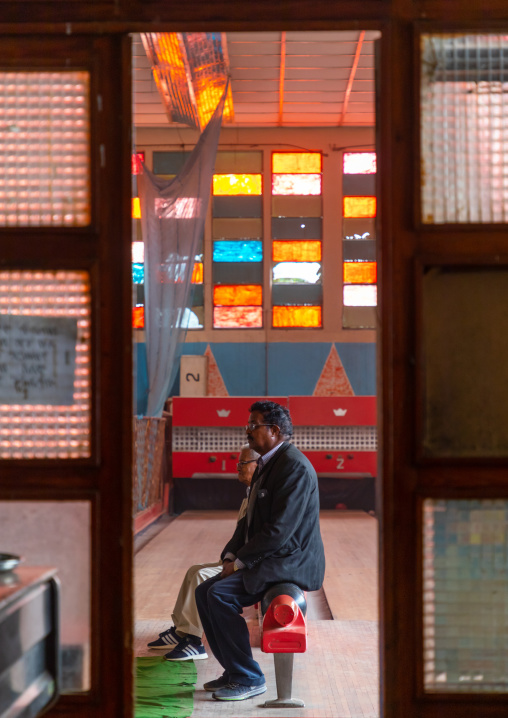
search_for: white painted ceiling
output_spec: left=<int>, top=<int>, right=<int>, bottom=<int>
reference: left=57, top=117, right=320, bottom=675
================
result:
left=132, top=30, right=379, bottom=129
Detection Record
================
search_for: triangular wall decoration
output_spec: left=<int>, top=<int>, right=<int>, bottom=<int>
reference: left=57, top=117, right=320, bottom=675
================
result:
left=313, top=345, right=355, bottom=396
left=204, top=345, right=229, bottom=396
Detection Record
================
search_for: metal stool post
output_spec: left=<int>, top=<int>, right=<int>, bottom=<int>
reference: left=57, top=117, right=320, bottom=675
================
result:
left=263, top=652, right=305, bottom=708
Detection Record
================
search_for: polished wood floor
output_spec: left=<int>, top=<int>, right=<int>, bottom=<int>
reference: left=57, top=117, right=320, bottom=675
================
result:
left=135, top=510, right=379, bottom=718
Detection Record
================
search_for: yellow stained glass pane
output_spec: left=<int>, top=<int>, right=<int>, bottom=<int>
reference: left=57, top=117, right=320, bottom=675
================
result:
left=272, top=174, right=321, bottom=196
left=213, top=174, right=262, bottom=196
left=272, top=152, right=322, bottom=174
left=191, top=262, right=203, bottom=284
left=272, top=305, right=322, bottom=328
left=272, top=241, right=322, bottom=263
left=213, top=306, right=263, bottom=328
left=343, top=196, right=377, bottom=218
left=343, top=261, right=377, bottom=284
left=213, top=284, right=262, bottom=306
left=132, top=197, right=141, bottom=219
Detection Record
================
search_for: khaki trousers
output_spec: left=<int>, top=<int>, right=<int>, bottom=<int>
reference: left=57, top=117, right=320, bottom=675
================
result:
left=172, top=561, right=223, bottom=638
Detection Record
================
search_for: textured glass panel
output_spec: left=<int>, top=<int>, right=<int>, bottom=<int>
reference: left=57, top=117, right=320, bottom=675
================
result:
left=0, top=71, right=90, bottom=227
left=423, top=499, right=508, bottom=693
left=213, top=306, right=263, bottom=328
left=272, top=240, right=321, bottom=262
left=0, top=500, right=91, bottom=693
left=343, top=285, right=377, bottom=306
left=343, top=261, right=377, bottom=284
left=212, top=218, right=262, bottom=239
left=421, top=34, right=508, bottom=223
left=342, top=218, right=376, bottom=241
left=213, top=240, right=263, bottom=262
left=343, top=196, right=377, bottom=218
left=132, top=241, right=144, bottom=263
left=422, top=267, right=508, bottom=456
left=191, top=262, right=203, bottom=284
left=342, top=174, right=376, bottom=196
left=343, top=152, right=377, bottom=174
left=133, top=305, right=144, bottom=329
left=132, top=263, right=144, bottom=284
left=272, top=152, right=322, bottom=174
left=273, top=305, right=322, bottom=328
left=272, top=174, right=321, bottom=196
left=131, top=151, right=145, bottom=175
left=214, top=151, right=262, bottom=173
left=212, top=174, right=262, bottom=196
left=271, top=195, right=322, bottom=218
left=271, top=217, right=322, bottom=239
left=213, top=284, right=262, bottom=306
left=0, top=271, right=91, bottom=459
left=273, top=262, right=321, bottom=284
left=213, top=262, right=263, bottom=285
left=212, top=196, right=262, bottom=218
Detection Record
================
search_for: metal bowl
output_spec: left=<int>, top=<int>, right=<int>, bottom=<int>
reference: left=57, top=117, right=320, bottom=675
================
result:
left=0, top=553, right=22, bottom=573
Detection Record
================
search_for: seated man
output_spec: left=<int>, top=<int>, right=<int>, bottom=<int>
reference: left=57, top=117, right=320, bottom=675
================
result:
left=146, top=443, right=259, bottom=661
left=195, top=400, right=326, bottom=701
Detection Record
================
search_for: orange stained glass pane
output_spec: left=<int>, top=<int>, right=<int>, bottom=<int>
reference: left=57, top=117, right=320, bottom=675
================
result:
left=343, top=196, right=377, bottom=218
left=272, top=174, right=321, bottom=196
left=272, top=305, right=322, bottom=328
left=213, top=306, right=263, bottom=328
left=343, top=261, right=377, bottom=284
left=213, top=174, right=262, bottom=196
left=191, top=262, right=203, bottom=284
left=272, top=152, right=322, bottom=174
left=133, top=305, right=144, bottom=329
left=132, top=197, right=141, bottom=219
left=272, top=241, right=322, bottom=263
left=213, top=284, right=262, bottom=306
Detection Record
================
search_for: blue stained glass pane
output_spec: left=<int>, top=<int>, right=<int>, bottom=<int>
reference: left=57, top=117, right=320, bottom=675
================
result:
left=213, top=240, right=263, bottom=262
left=132, top=263, right=144, bottom=284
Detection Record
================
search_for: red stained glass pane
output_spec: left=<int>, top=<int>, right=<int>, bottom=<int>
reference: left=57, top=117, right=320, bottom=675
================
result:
left=272, top=241, right=322, bottom=262
left=191, top=262, right=203, bottom=284
left=213, top=174, right=262, bottom=196
left=213, top=306, right=263, bottom=328
left=343, top=152, right=376, bottom=175
left=213, top=284, right=262, bottom=306
left=343, top=261, right=377, bottom=284
left=133, top=305, right=144, bottom=329
left=272, top=305, right=322, bottom=328
left=272, top=152, right=322, bottom=174
left=272, top=174, right=321, bottom=196
left=131, top=152, right=145, bottom=175
left=343, top=196, right=377, bottom=218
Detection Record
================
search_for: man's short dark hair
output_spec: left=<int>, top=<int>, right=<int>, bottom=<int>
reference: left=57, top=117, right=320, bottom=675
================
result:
left=249, top=401, right=293, bottom=439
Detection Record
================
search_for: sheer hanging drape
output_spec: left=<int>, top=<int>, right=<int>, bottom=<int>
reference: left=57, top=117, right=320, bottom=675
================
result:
left=138, top=83, right=228, bottom=417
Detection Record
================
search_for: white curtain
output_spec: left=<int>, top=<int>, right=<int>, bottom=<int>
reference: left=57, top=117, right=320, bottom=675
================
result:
left=138, top=82, right=228, bottom=417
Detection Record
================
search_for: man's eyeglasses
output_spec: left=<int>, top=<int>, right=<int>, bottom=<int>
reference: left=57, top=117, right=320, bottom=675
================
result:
left=236, top=459, right=257, bottom=470
left=245, top=423, right=278, bottom=432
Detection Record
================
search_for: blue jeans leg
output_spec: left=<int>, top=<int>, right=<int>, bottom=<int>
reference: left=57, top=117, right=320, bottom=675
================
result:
left=195, top=571, right=265, bottom=686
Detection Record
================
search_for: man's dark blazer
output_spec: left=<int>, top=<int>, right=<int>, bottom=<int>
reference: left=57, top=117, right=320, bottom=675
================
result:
left=221, top=441, right=326, bottom=595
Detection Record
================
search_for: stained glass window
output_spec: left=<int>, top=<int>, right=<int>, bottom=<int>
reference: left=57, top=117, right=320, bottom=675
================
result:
left=132, top=197, right=141, bottom=219
left=343, top=196, right=377, bottom=218
left=191, top=262, right=203, bottom=284
left=132, top=242, right=144, bottom=263
left=132, top=305, right=144, bottom=329
left=212, top=174, right=262, bottom=196
left=213, top=240, right=263, bottom=263
left=272, top=174, right=322, bottom=196
left=343, top=261, right=377, bottom=284
left=213, top=306, right=263, bottom=329
left=273, top=262, right=321, bottom=285
left=132, top=152, right=145, bottom=175
left=343, top=152, right=377, bottom=175
left=132, top=263, right=144, bottom=284
left=272, top=305, right=322, bottom=328
left=343, top=285, right=377, bottom=307
left=272, top=152, right=322, bottom=174
left=213, top=284, right=262, bottom=307
left=272, top=240, right=321, bottom=263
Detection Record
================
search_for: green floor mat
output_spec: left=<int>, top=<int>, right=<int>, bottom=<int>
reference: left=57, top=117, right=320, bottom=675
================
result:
left=135, top=657, right=197, bottom=718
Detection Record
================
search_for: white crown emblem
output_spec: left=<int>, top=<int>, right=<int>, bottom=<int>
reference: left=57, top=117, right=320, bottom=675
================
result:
left=217, top=409, right=231, bottom=417
left=333, top=408, right=347, bottom=417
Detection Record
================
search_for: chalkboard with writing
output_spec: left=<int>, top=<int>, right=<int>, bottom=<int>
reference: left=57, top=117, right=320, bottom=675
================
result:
left=0, top=316, right=78, bottom=405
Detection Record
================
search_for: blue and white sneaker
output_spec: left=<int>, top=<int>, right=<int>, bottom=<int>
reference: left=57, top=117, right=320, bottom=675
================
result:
left=212, top=681, right=267, bottom=701
left=164, top=636, right=208, bottom=661
left=147, top=626, right=180, bottom=649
